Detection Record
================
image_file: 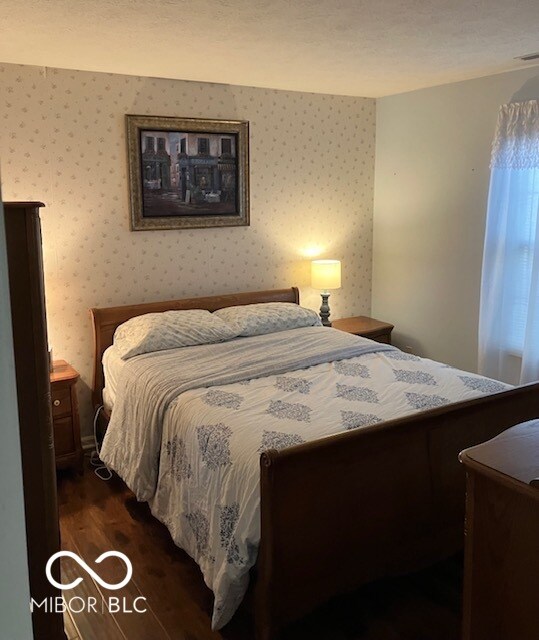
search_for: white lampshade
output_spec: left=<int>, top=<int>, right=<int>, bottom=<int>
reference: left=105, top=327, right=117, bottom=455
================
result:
left=311, top=259, right=342, bottom=290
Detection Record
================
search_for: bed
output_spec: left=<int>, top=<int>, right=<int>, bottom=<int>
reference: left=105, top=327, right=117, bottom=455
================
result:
left=90, top=287, right=539, bottom=639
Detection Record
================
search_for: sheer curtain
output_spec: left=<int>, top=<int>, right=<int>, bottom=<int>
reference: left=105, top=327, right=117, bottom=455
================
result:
left=479, top=100, right=539, bottom=384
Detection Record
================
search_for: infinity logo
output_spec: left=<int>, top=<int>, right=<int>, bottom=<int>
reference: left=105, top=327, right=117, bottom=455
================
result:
left=46, top=551, right=133, bottom=591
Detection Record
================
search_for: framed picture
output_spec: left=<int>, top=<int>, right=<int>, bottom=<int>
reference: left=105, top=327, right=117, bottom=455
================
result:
left=126, top=115, right=249, bottom=230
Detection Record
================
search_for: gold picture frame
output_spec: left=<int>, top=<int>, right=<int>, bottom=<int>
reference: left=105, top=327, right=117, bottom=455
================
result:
left=126, top=115, right=249, bottom=230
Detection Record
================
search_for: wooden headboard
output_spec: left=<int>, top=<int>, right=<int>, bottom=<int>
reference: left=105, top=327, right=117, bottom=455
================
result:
left=89, top=287, right=300, bottom=407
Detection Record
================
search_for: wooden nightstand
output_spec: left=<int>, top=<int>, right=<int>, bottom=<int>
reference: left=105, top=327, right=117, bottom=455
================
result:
left=332, top=316, right=394, bottom=344
left=50, top=360, right=83, bottom=472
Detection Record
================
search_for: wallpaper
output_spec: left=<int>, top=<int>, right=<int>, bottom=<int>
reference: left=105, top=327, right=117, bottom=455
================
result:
left=0, top=63, right=375, bottom=436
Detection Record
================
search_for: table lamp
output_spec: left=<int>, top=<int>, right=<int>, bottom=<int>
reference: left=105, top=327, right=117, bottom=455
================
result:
left=311, top=259, right=341, bottom=326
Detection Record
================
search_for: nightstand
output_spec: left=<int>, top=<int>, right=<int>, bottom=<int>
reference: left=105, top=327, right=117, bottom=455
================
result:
left=332, top=316, right=394, bottom=344
left=50, top=360, right=83, bottom=472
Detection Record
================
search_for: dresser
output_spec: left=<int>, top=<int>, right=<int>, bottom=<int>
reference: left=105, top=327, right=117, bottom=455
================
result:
left=459, top=420, right=539, bottom=640
left=50, top=360, right=83, bottom=472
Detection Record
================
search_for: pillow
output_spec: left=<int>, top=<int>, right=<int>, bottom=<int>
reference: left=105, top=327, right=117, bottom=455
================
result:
left=114, top=309, right=240, bottom=359
left=213, top=302, right=321, bottom=337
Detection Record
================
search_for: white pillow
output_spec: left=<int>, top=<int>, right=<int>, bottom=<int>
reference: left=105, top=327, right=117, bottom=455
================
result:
left=214, top=302, right=321, bottom=337
left=114, top=309, right=240, bottom=359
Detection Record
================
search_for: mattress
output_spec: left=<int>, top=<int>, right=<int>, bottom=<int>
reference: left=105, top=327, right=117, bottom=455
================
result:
left=102, top=344, right=125, bottom=412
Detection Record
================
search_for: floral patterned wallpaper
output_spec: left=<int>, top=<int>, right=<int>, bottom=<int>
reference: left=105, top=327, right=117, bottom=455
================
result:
left=0, top=63, right=375, bottom=436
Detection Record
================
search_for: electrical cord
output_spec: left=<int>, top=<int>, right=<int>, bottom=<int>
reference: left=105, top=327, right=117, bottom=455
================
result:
left=90, top=404, right=112, bottom=481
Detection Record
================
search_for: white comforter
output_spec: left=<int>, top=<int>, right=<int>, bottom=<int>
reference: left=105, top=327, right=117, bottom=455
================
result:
left=100, top=326, right=509, bottom=629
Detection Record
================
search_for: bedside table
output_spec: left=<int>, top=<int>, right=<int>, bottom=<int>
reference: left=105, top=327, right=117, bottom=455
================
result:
left=332, top=316, right=394, bottom=344
left=50, top=360, right=83, bottom=472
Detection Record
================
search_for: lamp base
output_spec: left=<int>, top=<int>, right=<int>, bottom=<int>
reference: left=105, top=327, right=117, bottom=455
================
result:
left=319, top=292, right=332, bottom=327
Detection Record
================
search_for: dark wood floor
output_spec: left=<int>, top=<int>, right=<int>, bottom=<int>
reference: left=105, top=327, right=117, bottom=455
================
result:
left=57, top=461, right=463, bottom=640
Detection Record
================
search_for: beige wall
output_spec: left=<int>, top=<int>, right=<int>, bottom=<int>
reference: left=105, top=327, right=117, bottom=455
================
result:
left=373, top=66, right=539, bottom=373
left=0, top=63, right=376, bottom=435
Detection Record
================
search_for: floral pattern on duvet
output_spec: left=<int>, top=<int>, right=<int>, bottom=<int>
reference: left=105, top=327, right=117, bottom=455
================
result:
left=149, top=348, right=511, bottom=631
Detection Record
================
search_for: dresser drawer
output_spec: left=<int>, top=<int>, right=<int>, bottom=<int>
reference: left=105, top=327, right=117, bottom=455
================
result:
left=53, top=416, right=75, bottom=456
left=51, top=386, right=72, bottom=418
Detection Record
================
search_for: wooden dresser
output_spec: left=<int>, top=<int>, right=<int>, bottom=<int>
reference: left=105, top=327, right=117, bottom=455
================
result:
left=50, top=360, right=83, bottom=472
left=459, top=420, right=539, bottom=640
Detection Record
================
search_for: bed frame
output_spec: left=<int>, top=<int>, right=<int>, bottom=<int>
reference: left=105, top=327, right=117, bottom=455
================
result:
left=90, top=287, right=539, bottom=639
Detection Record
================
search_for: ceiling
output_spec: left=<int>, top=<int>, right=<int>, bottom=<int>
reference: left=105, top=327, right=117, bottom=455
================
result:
left=1, top=0, right=539, bottom=97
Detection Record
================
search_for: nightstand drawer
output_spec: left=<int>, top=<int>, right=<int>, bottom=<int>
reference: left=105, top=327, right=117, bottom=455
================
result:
left=53, top=416, right=75, bottom=456
left=51, top=387, right=72, bottom=418
left=50, top=359, right=83, bottom=473
left=371, top=333, right=390, bottom=344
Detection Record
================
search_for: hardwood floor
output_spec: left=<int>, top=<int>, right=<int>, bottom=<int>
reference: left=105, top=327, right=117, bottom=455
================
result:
left=57, top=462, right=463, bottom=640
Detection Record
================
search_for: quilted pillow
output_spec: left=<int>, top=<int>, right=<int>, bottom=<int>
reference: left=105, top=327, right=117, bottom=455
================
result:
left=213, top=302, right=321, bottom=337
left=114, top=309, right=240, bottom=359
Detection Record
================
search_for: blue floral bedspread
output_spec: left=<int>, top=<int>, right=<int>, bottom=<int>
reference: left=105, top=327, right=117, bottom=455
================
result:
left=100, top=326, right=509, bottom=629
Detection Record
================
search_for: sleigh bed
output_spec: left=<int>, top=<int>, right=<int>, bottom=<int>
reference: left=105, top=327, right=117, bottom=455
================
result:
left=90, top=287, right=539, bottom=639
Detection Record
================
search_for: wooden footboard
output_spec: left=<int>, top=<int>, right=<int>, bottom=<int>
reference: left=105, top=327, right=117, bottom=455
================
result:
left=254, top=382, right=539, bottom=640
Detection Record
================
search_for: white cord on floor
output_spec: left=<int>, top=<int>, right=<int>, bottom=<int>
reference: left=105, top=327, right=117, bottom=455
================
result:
left=90, top=404, right=112, bottom=481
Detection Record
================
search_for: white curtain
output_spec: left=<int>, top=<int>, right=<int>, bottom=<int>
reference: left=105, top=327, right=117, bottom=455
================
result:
left=479, top=100, right=539, bottom=384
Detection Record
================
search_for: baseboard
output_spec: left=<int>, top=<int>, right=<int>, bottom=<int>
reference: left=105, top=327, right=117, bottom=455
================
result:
left=81, top=435, right=95, bottom=453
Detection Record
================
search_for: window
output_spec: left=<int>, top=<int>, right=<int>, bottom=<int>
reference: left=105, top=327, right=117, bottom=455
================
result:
left=144, top=136, right=154, bottom=152
left=505, top=168, right=539, bottom=351
left=180, top=138, right=186, bottom=154
left=197, top=138, right=209, bottom=155
left=221, top=138, right=232, bottom=155
left=478, top=100, right=539, bottom=384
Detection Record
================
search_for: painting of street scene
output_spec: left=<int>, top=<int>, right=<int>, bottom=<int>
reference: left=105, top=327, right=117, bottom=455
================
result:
left=127, top=115, right=249, bottom=230
left=140, top=130, right=238, bottom=217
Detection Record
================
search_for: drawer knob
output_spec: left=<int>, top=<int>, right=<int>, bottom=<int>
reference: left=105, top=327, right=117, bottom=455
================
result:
left=53, top=399, right=61, bottom=407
